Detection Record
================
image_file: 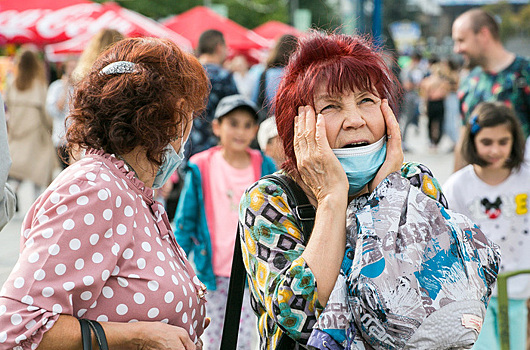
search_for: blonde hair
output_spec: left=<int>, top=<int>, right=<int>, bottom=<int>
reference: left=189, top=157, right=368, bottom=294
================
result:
left=72, top=29, right=125, bottom=82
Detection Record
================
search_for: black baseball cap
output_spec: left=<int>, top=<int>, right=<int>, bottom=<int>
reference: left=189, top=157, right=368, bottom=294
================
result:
left=214, top=94, right=259, bottom=121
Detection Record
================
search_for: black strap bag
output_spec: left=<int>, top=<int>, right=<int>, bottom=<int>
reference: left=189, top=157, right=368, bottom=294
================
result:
left=79, top=318, right=109, bottom=350
left=220, top=173, right=315, bottom=350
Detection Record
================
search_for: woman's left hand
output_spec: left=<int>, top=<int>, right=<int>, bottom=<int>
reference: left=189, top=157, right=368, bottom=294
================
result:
left=368, top=99, right=403, bottom=192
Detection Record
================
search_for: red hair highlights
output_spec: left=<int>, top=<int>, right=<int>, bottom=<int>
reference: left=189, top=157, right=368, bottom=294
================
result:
left=274, top=31, right=401, bottom=174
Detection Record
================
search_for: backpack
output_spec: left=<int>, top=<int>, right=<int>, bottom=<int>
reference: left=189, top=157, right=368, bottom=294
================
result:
left=309, top=173, right=501, bottom=349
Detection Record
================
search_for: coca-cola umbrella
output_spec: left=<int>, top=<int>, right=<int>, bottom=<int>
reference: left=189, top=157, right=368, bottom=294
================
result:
left=0, top=1, right=192, bottom=54
left=44, top=2, right=193, bottom=61
left=253, top=21, right=302, bottom=42
left=0, top=0, right=95, bottom=45
left=162, top=6, right=269, bottom=56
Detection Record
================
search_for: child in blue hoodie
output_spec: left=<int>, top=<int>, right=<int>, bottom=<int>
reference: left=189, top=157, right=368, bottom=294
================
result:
left=173, top=94, right=276, bottom=349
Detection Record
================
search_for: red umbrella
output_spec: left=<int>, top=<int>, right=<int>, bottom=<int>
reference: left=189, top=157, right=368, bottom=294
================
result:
left=253, top=21, right=302, bottom=42
left=0, top=0, right=90, bottom=12
left=0, top=1, right=192, bottom=52
left=162, top=6, right=269, bottom=53
left=45, top=2, right=194, bottom=62
left=0, top=0, right=94, bottom=45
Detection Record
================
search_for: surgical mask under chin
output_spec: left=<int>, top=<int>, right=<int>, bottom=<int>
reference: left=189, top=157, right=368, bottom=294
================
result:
left=152, top=136, right=188, bottom=189
left=332, top=136, right=387, bottom=196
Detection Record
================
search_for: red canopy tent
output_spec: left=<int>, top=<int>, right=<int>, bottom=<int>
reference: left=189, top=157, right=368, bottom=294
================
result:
left=44, top=2, right=192, bottom=61
left=253, top=21, right=302, bottom=42
left=0, top=1, right=192, bottom=54
left=162, top=6, right=269, bottom=61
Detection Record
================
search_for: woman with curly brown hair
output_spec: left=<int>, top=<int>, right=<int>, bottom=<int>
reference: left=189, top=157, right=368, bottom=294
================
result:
left=0, top=37, right=210, bottom=350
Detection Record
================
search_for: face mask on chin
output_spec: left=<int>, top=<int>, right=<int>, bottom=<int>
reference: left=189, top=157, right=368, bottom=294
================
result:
left=151, top=135, right=188, bottom=189
left=332, top=136, right=387, bottom=196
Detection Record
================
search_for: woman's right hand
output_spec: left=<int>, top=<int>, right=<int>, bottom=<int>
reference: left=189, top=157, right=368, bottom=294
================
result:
left=293, top=105, right=348, bottom=203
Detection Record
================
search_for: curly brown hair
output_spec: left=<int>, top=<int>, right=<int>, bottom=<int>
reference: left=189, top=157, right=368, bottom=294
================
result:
left=66, top=37, right=210, bottom=166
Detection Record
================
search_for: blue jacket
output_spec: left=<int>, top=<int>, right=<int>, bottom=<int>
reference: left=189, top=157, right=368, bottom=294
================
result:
left=173, top=146, right=276, bottom=290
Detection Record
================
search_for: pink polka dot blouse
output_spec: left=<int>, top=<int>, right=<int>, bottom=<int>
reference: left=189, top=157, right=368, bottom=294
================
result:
left=0, top=149, right=207, bottom=349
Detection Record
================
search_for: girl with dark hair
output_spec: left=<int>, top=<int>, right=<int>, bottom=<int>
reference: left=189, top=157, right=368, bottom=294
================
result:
left=237, top=31, right=455, bottom=349
left=0, top=37, right=210, bottom=349
left=443, top=101, right=529, bottom=350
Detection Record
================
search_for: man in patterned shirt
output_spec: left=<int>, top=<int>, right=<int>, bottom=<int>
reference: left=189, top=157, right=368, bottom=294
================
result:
left=452, top=8, right=530, bottom=171
left=188, top=29, right=239, bottom=157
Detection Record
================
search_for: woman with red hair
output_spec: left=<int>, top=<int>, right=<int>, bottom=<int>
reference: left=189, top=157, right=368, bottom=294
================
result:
left=0, top=38, right=209, bottom=349
left=238, top=31, right=448, bottom=349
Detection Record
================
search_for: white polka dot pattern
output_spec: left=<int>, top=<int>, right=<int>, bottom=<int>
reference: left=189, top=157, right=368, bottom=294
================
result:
left=0, top=151, right=206, bottom=349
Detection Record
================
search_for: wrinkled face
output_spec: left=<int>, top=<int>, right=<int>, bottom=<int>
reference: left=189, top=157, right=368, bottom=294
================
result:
left=313, top=84, right=386, bottom=149
left=452, top=19, right=484, bottom=69
left=213, top=109, right=258, bottom=152
left=474, top=123, right=513, bottom=169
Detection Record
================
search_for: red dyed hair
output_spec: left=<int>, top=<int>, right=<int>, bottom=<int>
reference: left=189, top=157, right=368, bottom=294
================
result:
left=67, top=37, right=209, bottom=166
left=275, top=31, right=402, bottom=174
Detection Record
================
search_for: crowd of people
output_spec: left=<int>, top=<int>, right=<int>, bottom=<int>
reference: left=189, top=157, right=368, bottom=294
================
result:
left=0, top=6, right=528, bottom=350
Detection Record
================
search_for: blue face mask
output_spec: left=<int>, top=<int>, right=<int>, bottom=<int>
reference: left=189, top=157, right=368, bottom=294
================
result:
left=332, top=136, right=387, bottom=196
left=152, top=136, right=187, bottom=189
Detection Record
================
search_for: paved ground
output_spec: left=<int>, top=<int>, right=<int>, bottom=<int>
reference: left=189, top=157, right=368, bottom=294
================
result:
left=0, top=115, right=455, bottom=287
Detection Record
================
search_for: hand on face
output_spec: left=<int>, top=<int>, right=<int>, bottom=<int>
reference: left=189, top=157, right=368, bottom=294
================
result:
left=368, top=99, right=403, bottom=192
left=293, top=105, right=349, bottom=203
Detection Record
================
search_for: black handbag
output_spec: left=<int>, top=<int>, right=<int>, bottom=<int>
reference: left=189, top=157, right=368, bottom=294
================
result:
left=79, top=319, right=109, bottom=350
left=220, top=173, right=315, bottom=350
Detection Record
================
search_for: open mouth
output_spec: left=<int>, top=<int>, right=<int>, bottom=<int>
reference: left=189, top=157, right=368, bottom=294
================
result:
left=342, top=141, right=369, bottom=148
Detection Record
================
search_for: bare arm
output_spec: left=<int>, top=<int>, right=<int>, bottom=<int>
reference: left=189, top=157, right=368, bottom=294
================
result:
left=38, top=314, right=198, bottom=350
left=294, top=106, right=349, bottom=306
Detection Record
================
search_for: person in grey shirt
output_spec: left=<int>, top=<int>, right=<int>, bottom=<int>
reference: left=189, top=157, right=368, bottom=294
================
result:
left=0, top=94, right=16, bottom=230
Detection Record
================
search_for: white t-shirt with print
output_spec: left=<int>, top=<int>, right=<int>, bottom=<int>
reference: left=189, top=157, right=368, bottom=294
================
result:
left=443, top=163, right=530, bottom=299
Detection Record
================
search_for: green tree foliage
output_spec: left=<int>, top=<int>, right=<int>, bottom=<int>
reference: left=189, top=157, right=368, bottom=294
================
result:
left=93, top=0, right=340, bottom=31
left=215, top=0, right=289, bottom=29
left=483, top=2, right=530, bottom=41
left=91, top=0, right=193, bottom=20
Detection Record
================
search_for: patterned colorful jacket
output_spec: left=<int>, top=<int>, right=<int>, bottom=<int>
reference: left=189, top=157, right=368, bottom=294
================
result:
left=238, top=162, right=447, bottom=349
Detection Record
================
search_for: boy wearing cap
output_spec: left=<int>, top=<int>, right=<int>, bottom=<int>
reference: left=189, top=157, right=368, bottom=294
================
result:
left=173, top=94, right=276, bottom=348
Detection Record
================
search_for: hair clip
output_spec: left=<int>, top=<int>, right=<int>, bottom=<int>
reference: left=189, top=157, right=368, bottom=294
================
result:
left=100, top=61, right=138, bottom=75
left=469, top=114, right=481, bottom=135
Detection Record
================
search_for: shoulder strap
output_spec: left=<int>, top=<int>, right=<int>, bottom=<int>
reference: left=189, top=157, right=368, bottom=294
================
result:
left=261, top=173, right=315, bottom=241
left=220, top=174, right=315, bottom=350
left=257, top=69, right=268, bottom=120
left=79, top=319, right=92, bottom=350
